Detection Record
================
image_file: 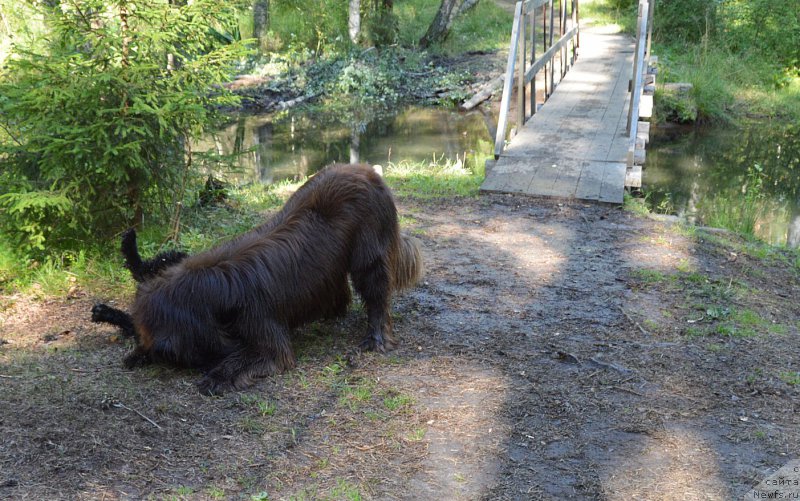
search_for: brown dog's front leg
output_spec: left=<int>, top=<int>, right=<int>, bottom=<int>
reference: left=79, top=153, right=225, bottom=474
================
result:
left=197, top=320, right=295, bottom=395
left=123, top=347, right=152, bottom=368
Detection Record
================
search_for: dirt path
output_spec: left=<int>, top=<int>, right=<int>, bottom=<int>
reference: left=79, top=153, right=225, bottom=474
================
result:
left=2, top=194, right=799, bottom=499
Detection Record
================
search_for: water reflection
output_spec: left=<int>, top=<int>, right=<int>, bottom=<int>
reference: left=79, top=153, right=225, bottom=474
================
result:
left=194, top=106, right=494, bottom=185
left=645, top=122, right=800, bottom=247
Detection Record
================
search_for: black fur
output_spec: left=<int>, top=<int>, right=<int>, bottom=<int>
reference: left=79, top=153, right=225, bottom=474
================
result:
left=120, top=229, right=188, bottom=282
left=91, top=303, right=136, bottom=339
left=92, top=164, right=423, bottom=395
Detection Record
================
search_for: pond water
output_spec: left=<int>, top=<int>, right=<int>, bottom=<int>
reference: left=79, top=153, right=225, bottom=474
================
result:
left=199, top=106, right=799, bottom=248
left=195, top=106, right=494, bottom=185
left=644, top=122, right=800, bottom=247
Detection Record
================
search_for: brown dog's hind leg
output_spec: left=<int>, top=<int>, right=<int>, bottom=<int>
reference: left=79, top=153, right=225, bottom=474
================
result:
left=351, top=258, right=394, bottom=353
left=197, top=320, right=296, bottom=395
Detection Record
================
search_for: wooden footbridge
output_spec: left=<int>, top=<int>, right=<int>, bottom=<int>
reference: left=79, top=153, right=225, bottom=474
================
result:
left=481, top=0, right=656, bottom=204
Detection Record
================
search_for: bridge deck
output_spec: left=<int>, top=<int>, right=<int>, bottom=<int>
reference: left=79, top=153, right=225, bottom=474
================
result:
left=481, top=29, right=635, bottom=204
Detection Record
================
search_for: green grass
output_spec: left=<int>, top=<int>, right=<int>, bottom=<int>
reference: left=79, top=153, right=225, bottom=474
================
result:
left=580, top=0, right=638, bottom=34
left=239, top=394, right=278, bottom=417
left=406, top=427, right=426, bottom=442
left=779, top=371, right=800, bottom=387
left=384, top=157, right=486, bottom=199
left=207, top=486, right=226, bottom=499
left=623, top=192, right=651, bottom=216
left=338, top=378, right=375, bottom=412
left=383, top=393, right=413, bottom=412
left=330, top=478, right=363, bottom=501
left=653, top=38, right=800, bottom=123
left=631, top=268, right=668, bottom=284
left=396, top=0, right=512, bottom=53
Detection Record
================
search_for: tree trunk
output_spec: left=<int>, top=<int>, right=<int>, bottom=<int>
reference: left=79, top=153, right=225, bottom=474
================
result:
left=349, top=0, right=361, bottom=43
left=349, top=127, right=361, bottom=164
left=788, top=204, right=800, bottom=249
left=419, top=0, right=480, bottom=48
left=253, top=0, right=269, bottom=50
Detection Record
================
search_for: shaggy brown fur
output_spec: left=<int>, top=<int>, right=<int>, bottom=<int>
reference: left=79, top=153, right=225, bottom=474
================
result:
left=100, top=164, right=423, bottom=395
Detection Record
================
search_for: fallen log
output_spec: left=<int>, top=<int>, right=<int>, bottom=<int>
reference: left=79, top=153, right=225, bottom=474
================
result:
left=460, top=75, right=504, bottom=111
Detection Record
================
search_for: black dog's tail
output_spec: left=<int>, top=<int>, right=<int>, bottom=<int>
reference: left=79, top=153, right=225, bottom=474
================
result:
left=121, top=229, right=187, bottom=282
left=120, top=229, right=145, bottom=281
left=392, top=234, right=424, bottom=291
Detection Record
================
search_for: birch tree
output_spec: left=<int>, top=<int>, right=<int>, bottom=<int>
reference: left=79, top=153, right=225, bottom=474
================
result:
left=419, top=0, right=480, bottom=48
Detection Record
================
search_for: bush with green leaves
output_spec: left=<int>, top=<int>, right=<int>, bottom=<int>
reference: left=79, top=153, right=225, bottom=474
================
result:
left=0, top=0, right=248, bottom=256
left=654, top=0, right=799, bottom=70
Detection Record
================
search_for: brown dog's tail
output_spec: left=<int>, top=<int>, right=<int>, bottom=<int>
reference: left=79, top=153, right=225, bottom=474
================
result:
left=392, top=234, right=424, bottom=290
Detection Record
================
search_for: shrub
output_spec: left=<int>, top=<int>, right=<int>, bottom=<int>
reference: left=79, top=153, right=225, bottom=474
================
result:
left=0, top=0, right=248, bottom=256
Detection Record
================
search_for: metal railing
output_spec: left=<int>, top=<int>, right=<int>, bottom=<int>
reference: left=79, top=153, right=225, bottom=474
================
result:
left=494, top=0, right=580, bottom=158
left=626, top=0, right=655, bottom=165
left=627, top=0, right=655, bottom=138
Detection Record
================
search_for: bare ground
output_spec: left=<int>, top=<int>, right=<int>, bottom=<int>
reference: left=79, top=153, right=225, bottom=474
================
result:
left=1, top=194, right=799, bottom=500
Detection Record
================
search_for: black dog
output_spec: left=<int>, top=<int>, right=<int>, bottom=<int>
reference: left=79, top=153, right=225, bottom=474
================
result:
left=91, top=230, right=188, bottom=337
left=93, top=164, right=423, bottom=394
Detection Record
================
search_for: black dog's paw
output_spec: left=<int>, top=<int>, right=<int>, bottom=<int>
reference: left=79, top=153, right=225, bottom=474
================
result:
left=123, top=350, right=151, bottom=369
left=196, top=375, right=231, bottom=396
left=91, top=303, right=113, bottom=323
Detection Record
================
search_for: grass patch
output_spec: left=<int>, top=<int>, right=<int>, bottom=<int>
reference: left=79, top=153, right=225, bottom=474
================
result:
left=338, top=378, right=375, bottom=412
left=383, top=393, right=413, bottom=412
left=239, top=394, right=278, bottom=417
left=396, top=0, right=512, bottom=53
left=631, top=268, right=668, bottom=284
left=580, top=0, right=637, bottom=34
left=623, top=192, right=651, bottom=216
left=330, top=478, right=363, bottom=501
left=207, top=486, right=226, bottom=499
left=779, top=371, right=800, bottom=387
left=406, top=427, right=426, bottom=442
left=653, top=43, right=800, bottom=123
left=384, top=157, right=486, bottom=199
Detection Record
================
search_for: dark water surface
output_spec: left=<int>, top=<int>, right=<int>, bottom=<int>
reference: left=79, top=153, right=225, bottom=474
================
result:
left=196, top=106, right=494, bottom=184
left=201, top=107, right=799, bottom=247
left=644, top=122, right=800, bottom=247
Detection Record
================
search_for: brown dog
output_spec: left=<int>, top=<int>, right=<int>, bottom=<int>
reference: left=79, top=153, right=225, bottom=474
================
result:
left=93, top=164, right=423, bottom=394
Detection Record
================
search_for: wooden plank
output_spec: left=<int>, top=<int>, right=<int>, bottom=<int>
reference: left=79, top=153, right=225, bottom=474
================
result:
left=598, top=162, right=626, bottom=203
left=633, top=146, right=646, bottom=165
left=639, top=94, right=653, bottom=118
left=625, top=164, right=642, bottom=188
left=523, top=0, right=550, bottom=14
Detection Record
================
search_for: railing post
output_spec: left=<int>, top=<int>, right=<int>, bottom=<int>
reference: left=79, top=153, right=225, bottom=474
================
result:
left=548, top=0, right=555, bottom=95
left=493, top=0, right=581, bottom=159
left=626, top=0, right=649, bottom=136
left=646, top=0, right=655, bottom=59
left=531, top=6, right=537, bottom=116
left=494, top=1, right=523, bottom=158
left=517, top=7, right=526, bottom=130
left=542, top=4, right=548, bottom=96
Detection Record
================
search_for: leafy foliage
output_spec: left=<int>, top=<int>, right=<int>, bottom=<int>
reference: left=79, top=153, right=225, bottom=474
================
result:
left=0, top=0, right=248, bottom=256
left=654, top=0, right=799, bottom=71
